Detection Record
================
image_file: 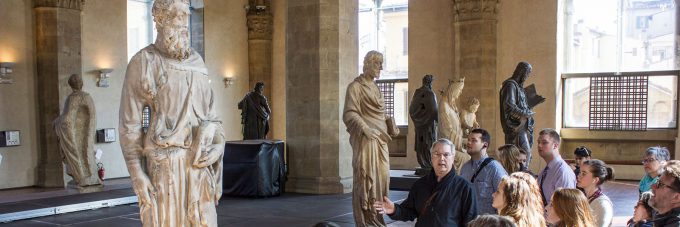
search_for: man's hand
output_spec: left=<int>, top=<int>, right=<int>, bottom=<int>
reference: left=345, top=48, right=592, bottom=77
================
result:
left=194, top=143, right=224, bottom=168
left=373, top=196, right=395, bottom=215
left=132, top=174, right=156, bottom=206
left=364, top=128, right=380, bottom=140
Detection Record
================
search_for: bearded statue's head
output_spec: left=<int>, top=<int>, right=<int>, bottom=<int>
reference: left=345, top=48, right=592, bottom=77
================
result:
left=152, top=0, right=192, bottom=60
left=362, top=51, right=383, bottom=80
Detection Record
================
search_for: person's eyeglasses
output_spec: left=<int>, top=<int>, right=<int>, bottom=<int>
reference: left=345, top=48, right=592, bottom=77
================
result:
left=432, top=152, right=452, bottom=158
left=642, top=158, right=658, bottom=164
left=655, top=180, right=680, bottom=192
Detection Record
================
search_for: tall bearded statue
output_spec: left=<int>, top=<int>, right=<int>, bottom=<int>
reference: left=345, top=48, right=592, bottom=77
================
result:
left=343, top=51, right=399, bottom=227
left=500, top=62, right=536, bottom=163
left=119, top=0, right=225, bottom=226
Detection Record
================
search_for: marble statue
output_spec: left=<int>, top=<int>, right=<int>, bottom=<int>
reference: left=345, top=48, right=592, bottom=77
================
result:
left=500, top=61, right=542, bottom=163
left=53, top=74, right=102, bottom=189
left=460, top=97, right=480, bottom=138
left=438, top=78, right=470, bottom=174
left=343, top=50, right=399, bottom=227
left=119, top=0, right=225, bottom=226
left=238, top=82, right=271, bottom=140
left=408, top=74, right=438, bottom=175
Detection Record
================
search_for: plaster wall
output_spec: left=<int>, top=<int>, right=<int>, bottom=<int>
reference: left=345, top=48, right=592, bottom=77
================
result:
left=272, top=0, right=287, bottom=141
left=0, top=0, right=40, bottom=189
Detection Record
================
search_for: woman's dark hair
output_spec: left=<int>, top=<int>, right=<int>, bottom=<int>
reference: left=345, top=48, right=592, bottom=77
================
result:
left=573, top=146, right=592, bottom=158
left=582, top=159, right=614, bottom=185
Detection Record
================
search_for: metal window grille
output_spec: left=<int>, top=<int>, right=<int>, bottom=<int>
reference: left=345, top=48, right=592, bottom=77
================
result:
left=142, top=106, right=150, bottom=133
left=375, top=80, right=395, bottom=118
left=589, top=75, right=648, bottom=131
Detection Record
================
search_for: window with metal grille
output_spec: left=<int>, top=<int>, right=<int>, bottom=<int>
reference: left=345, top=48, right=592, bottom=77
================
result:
left=562, top=71, right=678, bottom=129
left=589, top=75, right=648, bottom=130
left=142, top=106, right=150, bottom=133
left=375, top=79, right=408, bottom=125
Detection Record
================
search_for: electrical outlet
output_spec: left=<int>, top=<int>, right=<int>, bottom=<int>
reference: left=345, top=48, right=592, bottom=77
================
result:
left=0, top=130, right=20, bottom=147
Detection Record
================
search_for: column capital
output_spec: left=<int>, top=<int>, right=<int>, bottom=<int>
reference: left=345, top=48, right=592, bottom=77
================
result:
left=452, top=0, right=499, bottom=22
left=247, top=14, right=273, bottom=40
left=34, top=0, right=85, bottom=11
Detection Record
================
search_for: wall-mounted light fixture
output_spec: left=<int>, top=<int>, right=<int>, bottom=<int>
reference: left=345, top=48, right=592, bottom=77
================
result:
left=224, top=77, right=234, bottom=88
left=0, top=62, right=16, bottom=84
left=98, top=68, right=113, bottom=87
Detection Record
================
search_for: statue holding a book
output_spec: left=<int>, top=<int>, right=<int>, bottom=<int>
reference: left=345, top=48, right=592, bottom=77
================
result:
left=499, top=61, right=545, bottom=163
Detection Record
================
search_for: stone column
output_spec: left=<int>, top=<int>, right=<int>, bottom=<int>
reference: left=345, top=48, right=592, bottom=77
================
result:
left=286, top=0, right=356, bottom=194
left=452, top=0, right=499, bottom=147
left=247, top=0, right=273, bottom=99
left=34, top=0, right=84, bottom=187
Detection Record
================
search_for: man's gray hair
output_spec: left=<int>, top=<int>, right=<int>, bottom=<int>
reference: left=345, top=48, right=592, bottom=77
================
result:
left=645, top=146, right=670, bottom=162
left=430, top=138, right=455, bottom=153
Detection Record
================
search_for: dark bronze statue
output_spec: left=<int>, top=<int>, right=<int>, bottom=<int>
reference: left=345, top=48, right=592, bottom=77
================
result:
left=500, top=62, right=544, bottom=163
left=238, top=82, right=272, bottom=140
left=409, top=75, right=438, bottom=175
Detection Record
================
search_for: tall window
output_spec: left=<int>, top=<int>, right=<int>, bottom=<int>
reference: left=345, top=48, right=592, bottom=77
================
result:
left=562, top=0, right=678, bottom=129
left=360, top=0, right=409, bottom=125
left=127, top=0, right=156, bottom=61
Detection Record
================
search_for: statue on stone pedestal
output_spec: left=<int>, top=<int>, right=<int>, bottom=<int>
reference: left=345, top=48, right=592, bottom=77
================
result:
left=500, top=61, right=544, bottom=164
left=343, top=50, right=399, bottom=227
left=119, top=0, right=225, bottom=226
left=438, top=78, right=470, bottom=174
left=53, top=74, right=102, bottom=189
left=460, top=97, right=480, bottom=138
left=408, top=74, right=438, bottom=175
left=238, top=82, right=271, bottom=140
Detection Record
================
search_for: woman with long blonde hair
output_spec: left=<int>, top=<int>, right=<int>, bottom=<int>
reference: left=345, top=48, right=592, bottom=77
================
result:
left=492, top=172, right=545, bottom=227
left=547, top=188, right=596, bottom=227
left=497, top=144, right=524, bottom=174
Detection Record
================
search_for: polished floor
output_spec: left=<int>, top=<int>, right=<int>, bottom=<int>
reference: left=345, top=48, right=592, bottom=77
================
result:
left=0, top=179, right=639, bottom=227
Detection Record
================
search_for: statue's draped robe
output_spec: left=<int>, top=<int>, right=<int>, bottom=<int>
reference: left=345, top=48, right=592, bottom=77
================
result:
left=120, top=45, right=224, bottom=227
left=238, top=91, right=270, bottom=140
left=500, top=78, right=534, bottom=162
left=408, top=86, right=438, bottom=170
left=54, top=91, right=101, bottom=187
left=343, top=76, right=390, bottom=227
left=438, top=97, right=470, bottom=174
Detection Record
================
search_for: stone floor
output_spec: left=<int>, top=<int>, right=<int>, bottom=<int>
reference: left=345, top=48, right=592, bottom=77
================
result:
left=0, top=180, right=639, bottom=227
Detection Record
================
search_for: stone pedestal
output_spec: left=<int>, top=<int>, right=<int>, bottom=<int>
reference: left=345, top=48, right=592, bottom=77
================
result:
left=34, top=0, right=84, bottom=188
left=285, top=0, right=357, bottom=194
left=452, top=0, right=499, bottom=148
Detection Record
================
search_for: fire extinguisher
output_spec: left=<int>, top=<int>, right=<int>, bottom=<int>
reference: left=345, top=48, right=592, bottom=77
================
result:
left=97, top=162, right=105, bottom=181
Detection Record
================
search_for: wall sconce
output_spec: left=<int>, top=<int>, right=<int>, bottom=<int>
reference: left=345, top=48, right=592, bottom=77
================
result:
left=223, top=77, right=234, bottom=88
left=0, top=62, right=16, bottom=84
left=98, top=68, right=113, bottom=87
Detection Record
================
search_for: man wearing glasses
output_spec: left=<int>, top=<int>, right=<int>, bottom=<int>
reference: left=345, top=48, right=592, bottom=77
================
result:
left=373, top=138, right=478, bottom=226
left=640, top=146, right=670, bottom=194
left=650, top=160, right=680, bottom=226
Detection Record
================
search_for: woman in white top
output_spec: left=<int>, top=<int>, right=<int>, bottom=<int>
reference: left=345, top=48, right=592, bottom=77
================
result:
left=577, top=159, right=614, bottom=227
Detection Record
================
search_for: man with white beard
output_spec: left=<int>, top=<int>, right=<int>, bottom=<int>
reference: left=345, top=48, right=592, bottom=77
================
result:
left=119, top=0, right=224, bottom=226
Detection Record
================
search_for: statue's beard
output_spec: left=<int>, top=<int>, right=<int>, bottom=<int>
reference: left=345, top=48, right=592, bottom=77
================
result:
left=157, top=25, right=191, bottom=60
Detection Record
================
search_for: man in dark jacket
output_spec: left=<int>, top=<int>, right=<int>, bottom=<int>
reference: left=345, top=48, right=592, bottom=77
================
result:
left=651, top=160, right=680, bottom=227
left=373, top=138, right=478, bottom=226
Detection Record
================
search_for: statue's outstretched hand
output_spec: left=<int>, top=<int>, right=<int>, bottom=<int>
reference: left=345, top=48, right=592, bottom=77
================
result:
left=194, top=143, right=224, bottom=168
left=373, top=196, right=395, bottom=215
left=132, top=174, right=156, bottom=206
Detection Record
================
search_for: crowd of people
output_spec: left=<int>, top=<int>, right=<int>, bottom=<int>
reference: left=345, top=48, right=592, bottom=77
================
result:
left=373, top=128, right=680, bottom=227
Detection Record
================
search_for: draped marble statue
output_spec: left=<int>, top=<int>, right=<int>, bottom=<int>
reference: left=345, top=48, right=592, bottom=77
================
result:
left=54, top=74, right=102, bottom=189
left=238, top=82, right=271, bottom=140
left=343, top=51, right=399, bottom=227
left=119, top=0, right=225, bottom=226
left=500, top=62, right=538, bottom=163
left=438, top=78, right=470, bottom=174
left=408, top=74, right=438, bottom=175
left=460, top=97, right=480, bottom=138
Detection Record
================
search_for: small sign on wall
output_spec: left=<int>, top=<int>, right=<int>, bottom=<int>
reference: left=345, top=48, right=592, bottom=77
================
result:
left=0, top=130, right=20, bottom=147
left=96, top=128, right=116, bottom=143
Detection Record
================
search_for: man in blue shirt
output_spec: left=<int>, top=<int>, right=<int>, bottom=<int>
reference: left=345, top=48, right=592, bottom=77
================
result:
left=460, top=128, right=508, bottom=215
